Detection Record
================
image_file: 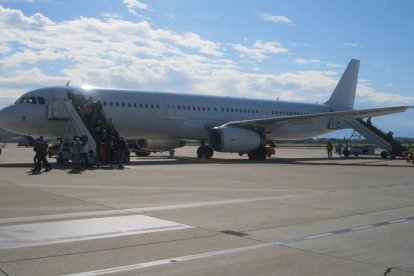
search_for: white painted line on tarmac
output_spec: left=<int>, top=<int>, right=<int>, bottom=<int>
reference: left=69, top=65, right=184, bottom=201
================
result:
left=0, top=210, right=129, bottom=224
left=0, top=193, right=320, bottom=224
left=2, top=182, right=413, bottom=225
left=350, top=225, right=373, bottom=231
left=389, top=218, right=407, bottom=224
left=304, top=233, right=332, bottom=239
left=0, top=215, right=192, bottom=249
left=63, top=242, right=278, bottom=276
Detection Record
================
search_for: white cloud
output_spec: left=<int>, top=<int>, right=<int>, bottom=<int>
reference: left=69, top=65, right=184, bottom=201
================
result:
left=357, top=83, right=414, bottom=105
left=295, top=58, right=342, bottom=68
left=258, top=13, right=293, bottom=25
left=232, top=40, right=288, bottom=61
left=344, top=42, right=358, bottom=47
left=0, top=5, right=53, bottom=27
left=123, top=0, right=151, bottom=16
left=193, top=14, right=219, bottom=20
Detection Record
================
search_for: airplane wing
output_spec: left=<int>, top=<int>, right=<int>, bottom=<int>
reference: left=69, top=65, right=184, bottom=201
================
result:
left=221, top=106, right=411, bottom=131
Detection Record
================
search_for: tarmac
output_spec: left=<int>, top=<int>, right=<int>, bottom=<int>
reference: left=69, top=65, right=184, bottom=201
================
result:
left=0, top=145, right=413, bottom=276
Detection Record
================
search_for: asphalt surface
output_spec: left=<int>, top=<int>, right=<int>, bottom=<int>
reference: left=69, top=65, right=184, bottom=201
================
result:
left=0, top=145, right=413, bottom=276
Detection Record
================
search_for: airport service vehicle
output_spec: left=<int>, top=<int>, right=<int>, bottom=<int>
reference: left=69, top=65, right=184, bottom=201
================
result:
left=342, top=145, right=375, bottom=157
left=0, top=59, right=411, bottom=160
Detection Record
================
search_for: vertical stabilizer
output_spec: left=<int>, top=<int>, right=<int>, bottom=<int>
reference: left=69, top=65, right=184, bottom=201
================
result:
left=325, top=59, right=360, bottom=110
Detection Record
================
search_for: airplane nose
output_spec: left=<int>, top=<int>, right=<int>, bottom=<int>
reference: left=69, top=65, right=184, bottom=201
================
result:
left=0, top=105, right=17, bottom=132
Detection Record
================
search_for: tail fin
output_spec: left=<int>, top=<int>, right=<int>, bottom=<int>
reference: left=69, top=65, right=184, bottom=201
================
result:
left=325, top=59, right=360, bottom=110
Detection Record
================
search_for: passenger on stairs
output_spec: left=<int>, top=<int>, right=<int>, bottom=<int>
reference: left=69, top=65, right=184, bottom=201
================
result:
left=82, top=98, right=93, bottom=122
left=91, top=99, right=104, bottom=125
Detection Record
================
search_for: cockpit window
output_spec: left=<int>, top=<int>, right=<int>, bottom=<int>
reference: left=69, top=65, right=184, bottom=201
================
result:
left=15, top=96, right=44, bottom=104
left=28, top=97, right=37, bottom=104
left=15, top=97, right=26, bottom=104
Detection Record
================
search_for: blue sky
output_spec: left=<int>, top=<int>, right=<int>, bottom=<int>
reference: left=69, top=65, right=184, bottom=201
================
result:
left=0, top=0, right=413, bottom=137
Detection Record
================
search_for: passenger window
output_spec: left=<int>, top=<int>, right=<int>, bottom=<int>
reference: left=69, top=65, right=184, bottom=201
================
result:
left=103, top=101, right=107, bottom=106
left=157, top=104, right=160, bottom=109
left=133, top=103, right=137, bottom=107
left=109, top=102, right=113, bottom=106
left=145, top=104, right=148, bottom=108
left=127, top=103, right=131, bottom=107
left=151, top=104, right=154, bottom=109
left=177, top=105, right=181, bottom=110
left=115, top=102, right=119, bottom=107
left=139, top=103, right=143, bottom=108
left=121, top=103, right=125, bottom=107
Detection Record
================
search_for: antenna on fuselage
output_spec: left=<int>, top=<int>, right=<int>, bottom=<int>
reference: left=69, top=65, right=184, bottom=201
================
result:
left=66, top=80, right=71, bottom=87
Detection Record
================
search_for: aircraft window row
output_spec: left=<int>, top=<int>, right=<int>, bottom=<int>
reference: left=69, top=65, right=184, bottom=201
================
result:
left=100, top=100, right=311, bottom=116
left=271, top=110, right=309, bottom=116
left=176, top=105, right=261, bottom=114
left=15, top=96, right=46, bottom=105
left=103, top=101, right=160, bottom=109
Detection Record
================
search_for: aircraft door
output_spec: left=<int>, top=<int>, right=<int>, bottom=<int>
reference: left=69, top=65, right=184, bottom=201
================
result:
left=165, top=96, right=176, bottom=120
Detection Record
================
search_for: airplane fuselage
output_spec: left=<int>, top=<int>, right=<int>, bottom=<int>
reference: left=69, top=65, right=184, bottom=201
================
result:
left=0, top=86, right=334, bottom=141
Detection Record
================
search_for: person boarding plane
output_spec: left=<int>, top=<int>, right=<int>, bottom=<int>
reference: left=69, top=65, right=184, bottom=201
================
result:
left=0, top=59, right=411, bottom=161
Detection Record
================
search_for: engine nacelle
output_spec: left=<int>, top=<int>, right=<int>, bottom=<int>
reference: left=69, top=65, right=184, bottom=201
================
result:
left=209, top=127, right=264, bottom=153
left=136, top=139, right=185, bottom=151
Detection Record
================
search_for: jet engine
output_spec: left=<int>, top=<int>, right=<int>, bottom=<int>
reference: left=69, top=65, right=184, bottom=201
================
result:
left=209, top=127, right=264, bottom=153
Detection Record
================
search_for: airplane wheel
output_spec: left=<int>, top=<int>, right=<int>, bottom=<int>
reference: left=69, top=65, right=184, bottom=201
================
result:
left=248, top=147, right=266, bottom=160
left=197, top=145, right=214, bottom=159
left=343, top=149, right=349, bottom=157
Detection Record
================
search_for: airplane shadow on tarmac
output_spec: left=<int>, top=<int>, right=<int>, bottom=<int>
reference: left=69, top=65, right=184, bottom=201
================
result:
left=179, top=156, right=412, bottom=168
left=0, top=155, right=411, bottom=170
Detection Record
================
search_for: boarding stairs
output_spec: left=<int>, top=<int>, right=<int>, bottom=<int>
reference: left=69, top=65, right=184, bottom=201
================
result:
left=62, top=101, right=98, bottom=159
left=346, top=118, right=404, bottom=157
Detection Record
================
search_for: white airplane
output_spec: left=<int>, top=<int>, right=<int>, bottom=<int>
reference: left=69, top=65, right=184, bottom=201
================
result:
left=0, top=59, right=410, bottom=160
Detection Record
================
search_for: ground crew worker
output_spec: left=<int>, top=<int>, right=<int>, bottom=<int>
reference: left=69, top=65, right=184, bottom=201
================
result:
left=407, top=142, right=414, bottom=163
left=72, top=137, right=82, bottom=172
left=326, top=142, right=333, bottom=159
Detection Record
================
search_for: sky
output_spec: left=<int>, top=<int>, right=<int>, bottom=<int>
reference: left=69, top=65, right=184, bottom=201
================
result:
left=0, top=0, right=413, bottom=137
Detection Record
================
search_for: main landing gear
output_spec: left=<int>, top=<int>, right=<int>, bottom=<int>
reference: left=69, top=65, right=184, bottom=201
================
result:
left=197, top=145, right=214, bottom=159
left=247, top=146, right=267, bottom=160
left=247, top=144, right=276, bottom=161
